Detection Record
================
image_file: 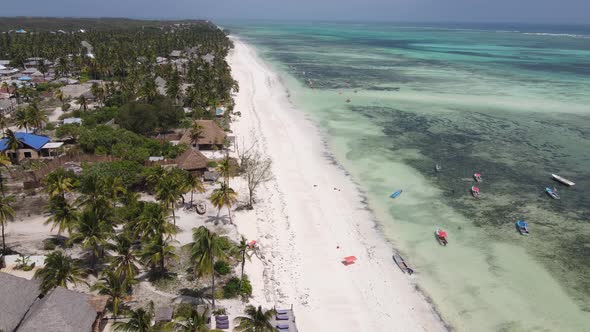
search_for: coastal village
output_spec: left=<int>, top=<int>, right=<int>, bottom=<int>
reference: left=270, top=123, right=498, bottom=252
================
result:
left=0, top=19, right=298, bottom=332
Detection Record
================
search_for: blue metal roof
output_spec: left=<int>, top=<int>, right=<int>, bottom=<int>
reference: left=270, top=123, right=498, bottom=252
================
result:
left=0, top=132, right=51, bottom=151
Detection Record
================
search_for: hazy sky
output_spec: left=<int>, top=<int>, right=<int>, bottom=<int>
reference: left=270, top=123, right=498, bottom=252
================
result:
left=3, top=0, right=589, bottom=24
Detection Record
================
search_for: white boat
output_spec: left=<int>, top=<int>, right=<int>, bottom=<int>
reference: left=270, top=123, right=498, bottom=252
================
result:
left=552, top=174, right=575, bottom=186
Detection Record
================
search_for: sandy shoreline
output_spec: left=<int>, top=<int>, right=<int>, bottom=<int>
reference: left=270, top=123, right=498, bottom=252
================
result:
left=228, top=38, right=447, bottom=331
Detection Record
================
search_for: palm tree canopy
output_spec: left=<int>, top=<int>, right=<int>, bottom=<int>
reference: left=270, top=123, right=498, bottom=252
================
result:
left=44, top=169, right=77, bottom=198
left=233, top=305, right=277, bottom=332
left=44, top=195, right=78, bottom=234
left=173, top=306, right=211, bottom=332
left=34, top=251, right=86, bottom=294
left=113, top=304, right=155, bottom=332
left=190, top=226, right=228, bottom=277
left=209, top=183, right=238, bottom=212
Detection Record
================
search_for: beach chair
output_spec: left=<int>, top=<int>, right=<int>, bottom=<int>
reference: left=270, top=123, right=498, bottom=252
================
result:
left=276, top=323, right=290, bottom=330
left=276, top=314, right=289, bottom=321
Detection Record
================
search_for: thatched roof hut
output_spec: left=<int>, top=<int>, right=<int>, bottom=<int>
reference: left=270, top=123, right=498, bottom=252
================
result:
left=175, top=148, right=209, bottom=172
left=179, top=120, right=226, bottom=150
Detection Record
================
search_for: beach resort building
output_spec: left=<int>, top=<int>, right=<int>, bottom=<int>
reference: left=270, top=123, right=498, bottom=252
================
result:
left=0, top=272, right=108, bottom=332
left=0, top=132, right=64, bottom=161
left=179, top=120, right=227, bottom=150
left=174, top=148, right=209, bottom=174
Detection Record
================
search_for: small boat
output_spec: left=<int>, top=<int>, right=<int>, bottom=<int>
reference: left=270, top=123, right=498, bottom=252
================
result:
left=435, top=228, right=448, bottom=246
left=516, top=220, right=529, bottom=235
left=471, top=186, right=480, bottom=198
left=390, top=190, right=403, bottom=199
left=392, top=250, right=414, bottom=274
left=552, top=174, right=575, bottom=187
left=545, top=187, right=560, bottom=200
left=196, top=202, right=207, bottom=215
left=435, top=164, right=442, bottom=172
left=473, top=173, right=482, bottom=182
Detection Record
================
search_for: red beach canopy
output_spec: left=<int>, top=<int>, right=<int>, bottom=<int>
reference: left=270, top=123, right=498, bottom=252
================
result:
left=344, top=256, right=357, bottom=261
left=438, top=231, right=447, bottom=238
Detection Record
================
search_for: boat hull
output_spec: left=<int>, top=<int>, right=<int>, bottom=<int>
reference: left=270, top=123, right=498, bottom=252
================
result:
left=552, top=174, right=575, bottom=186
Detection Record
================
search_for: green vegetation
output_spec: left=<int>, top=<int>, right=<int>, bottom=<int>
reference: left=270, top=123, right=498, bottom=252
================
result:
left=233, top=305, right=277, bottom=332
left=223, top=276, right=252, bottom=299
left=34, top=251, right=86, bottom=294
left=0, top=17, right=255, bottom=324
left=214, top=260, right=231, bottom=275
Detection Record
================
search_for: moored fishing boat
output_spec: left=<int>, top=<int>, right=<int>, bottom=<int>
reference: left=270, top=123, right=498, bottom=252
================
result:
left=545, top=187, right=560, bottom=199
left=435, top=228, right=448, bottom=246
left=552, top=174, right=575, bottom=186
left=516, top=220, right=529, bottom=235
left=435, top=164, right=442, bottom=172
left=473, top=173, right=482, bottom=182
left=392, top=250, right=414, bottom=274
left=471, top=186, right=480, bottom=198
left=390, top=190, right=403, bottom=199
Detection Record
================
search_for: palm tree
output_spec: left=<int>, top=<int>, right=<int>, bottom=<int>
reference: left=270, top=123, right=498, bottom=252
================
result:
left=92, top=270, right=136, bottom=319
left=77, top=95, right=88, bottom=111
left=233, top=236, right=252, bottom=291
left=113, top=303, right=155, bottom=332
left=173, top=306, right=211, bottom=332
left=44, top=196, right=78, bottom=235
left=69, top=208, right=114, bottom=271
left=0, top=195, right=15, bottom=254
left=44, top=169, right=77, bottom=199
left=55, top=89, right=65, bottom=107
left=132, top=202, right=176, bottom=241
left=26, top=102, right=48, bottom=131
left=209, top=182, right=238, bottom=223
left=216, top=156, right=233, bottom=185
left=0, top=154, right=11, bottom=196
left=190, top=226, right=228, bottom=308
left=184, top=172, right=205, bottom=208
left=140, top=236, right=177, bottom=275
left=154, top=169, right=187, bottom=225
left=34, top=251, right=86, bottom=294
left=14, top=107, right=29, bottom=132
left=233, top=305, right=277, bottom=332
left=109, top=233, right=141, bottom=282
left=189, top=122, right=203, bottom=150
left=4, top=129, right=20, bottom=165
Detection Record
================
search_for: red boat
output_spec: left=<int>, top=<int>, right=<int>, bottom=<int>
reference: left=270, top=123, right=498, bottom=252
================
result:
left=435, top=228, right=448, bottom=246
left=473, top=173, right=482, bottom=182
left=471, top=186, right=480, bottom=198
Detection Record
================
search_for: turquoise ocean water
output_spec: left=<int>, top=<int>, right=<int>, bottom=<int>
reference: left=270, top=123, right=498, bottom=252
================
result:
left=225, top=22, right=590, bottom=331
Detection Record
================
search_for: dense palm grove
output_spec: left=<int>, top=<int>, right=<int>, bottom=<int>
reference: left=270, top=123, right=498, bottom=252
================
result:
left=0, top=20, right=236, bottom=111
left=0, top=18, right=279, bottom=331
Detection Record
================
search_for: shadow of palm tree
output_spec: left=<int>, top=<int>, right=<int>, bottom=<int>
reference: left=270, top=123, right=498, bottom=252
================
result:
left=178, top=286, right=212, bottom=305
left=205, top=214, right=230, bottom=225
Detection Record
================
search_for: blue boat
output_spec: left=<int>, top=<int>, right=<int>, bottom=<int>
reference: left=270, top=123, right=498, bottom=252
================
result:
left=516, top=220, right=529, bottom=235
left=390, top=190, right=403, bottom=199
left=545, top=187, right=560, bottom=200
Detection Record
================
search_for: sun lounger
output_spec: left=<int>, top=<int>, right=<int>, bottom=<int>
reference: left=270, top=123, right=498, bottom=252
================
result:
left=216, top=315, right=229, bottom=321
left=276, top=323, right=290, bottom=330
left=216, top=322, right=229, bottom=329
left=276, top=314, right=289, bottom=320
left=276, top=309, right=289, bottom=315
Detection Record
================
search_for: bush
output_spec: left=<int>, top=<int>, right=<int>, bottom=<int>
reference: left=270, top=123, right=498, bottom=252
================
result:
left=214, top=260, right=231, bottom=275
left=81, top=160, right=144, bottom=189
left=223, top=276, right=252, bottom=299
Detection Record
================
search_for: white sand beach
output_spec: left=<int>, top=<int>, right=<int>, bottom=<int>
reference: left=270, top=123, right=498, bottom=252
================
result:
left=228, top=38, right=447, bottom=331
